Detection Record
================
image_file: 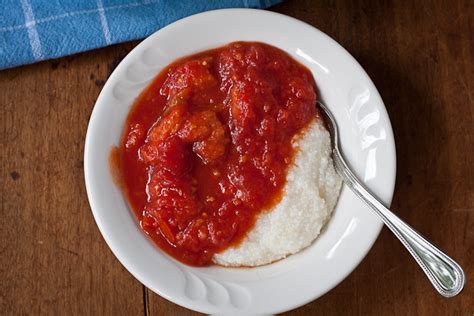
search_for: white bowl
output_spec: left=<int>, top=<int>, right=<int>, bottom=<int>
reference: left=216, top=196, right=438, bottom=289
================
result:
left=84, top=8, right=396, bottom=314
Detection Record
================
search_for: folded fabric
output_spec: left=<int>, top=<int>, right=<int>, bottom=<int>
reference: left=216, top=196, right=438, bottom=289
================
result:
left=0, top=0, right=281, bottom=70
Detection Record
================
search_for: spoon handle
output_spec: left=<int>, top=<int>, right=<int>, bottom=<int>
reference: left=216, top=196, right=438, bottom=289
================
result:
left=332, top=148, right=465, bottom=297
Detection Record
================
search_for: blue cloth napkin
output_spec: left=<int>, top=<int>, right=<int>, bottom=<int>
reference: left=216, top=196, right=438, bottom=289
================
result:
left=0, top=0, right=281, bottom=70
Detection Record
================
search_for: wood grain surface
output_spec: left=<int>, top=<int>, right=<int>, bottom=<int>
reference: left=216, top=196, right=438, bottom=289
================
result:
left=1, top=0, right=472, bottom=315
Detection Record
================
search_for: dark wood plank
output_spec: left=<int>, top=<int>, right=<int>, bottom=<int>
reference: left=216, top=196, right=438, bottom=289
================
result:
left=146, top=291, right=202, bottom=316
left=0, top=43, right=144, bottom=315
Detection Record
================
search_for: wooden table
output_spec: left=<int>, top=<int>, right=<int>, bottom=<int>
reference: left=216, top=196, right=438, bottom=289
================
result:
left=1, top=0, right=472, bottom=314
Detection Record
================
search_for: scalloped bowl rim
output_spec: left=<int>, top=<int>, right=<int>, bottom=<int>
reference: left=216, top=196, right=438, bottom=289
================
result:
left=84, top=8, right=396, bottom=314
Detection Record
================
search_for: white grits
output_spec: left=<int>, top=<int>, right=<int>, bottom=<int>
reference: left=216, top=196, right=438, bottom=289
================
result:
left=213, top=119, right=342, bottom=267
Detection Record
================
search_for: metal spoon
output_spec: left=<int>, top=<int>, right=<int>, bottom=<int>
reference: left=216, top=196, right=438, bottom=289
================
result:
left=317, top=100, right=465, bottom=297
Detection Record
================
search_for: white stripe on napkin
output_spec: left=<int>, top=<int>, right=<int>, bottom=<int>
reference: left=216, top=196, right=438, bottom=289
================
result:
left=97, top=0, right=112, bottom=45
left=20, top=0, right=44, bottom=61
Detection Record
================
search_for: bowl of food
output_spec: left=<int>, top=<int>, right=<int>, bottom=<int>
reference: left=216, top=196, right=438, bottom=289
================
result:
left=84, top=8, right=396, bottom=314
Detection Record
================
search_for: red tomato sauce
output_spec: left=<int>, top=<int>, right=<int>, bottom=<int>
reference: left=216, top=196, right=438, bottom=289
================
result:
left=117, top=42, right=319, bottom=266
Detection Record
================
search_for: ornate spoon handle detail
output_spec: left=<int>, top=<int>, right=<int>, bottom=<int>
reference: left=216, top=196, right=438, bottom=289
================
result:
left=318, top=101, right=465, bottom=297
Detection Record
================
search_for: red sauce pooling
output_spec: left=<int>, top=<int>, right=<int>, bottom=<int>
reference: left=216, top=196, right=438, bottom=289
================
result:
left=119, top=42, right=318, bottom=266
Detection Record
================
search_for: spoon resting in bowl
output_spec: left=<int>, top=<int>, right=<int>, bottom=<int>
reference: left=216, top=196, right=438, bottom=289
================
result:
left=317, top=100, right=465, bottom=298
